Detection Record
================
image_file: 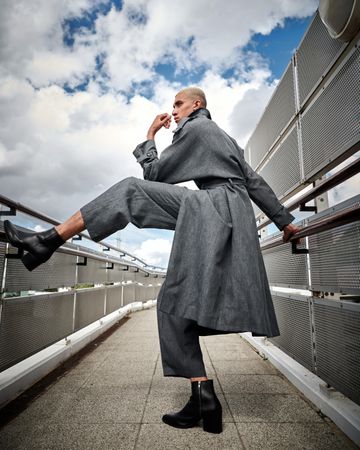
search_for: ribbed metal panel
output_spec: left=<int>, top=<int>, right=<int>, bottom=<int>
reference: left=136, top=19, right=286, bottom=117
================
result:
left=77, top=258, right=108, bottom=285
left=313, top=299, right=360, bottom=406
left=0, top=292, right=74, bottom=372
left=74, top=288, right=105, bottom=331
left=307, top=195, right=360, bottom=294
left=123, top=283, right=136, bottom=305
left=258, top=124, right=300, bottom=198
left=262, top=240, right=308, bottom=289
left=296, top=12, right=345, bottom=106
left=247, top=62, right=296, bottom=169
left=4, top=248, right=77, bottom=292
left=105, top=285, right=122, bottom=314
left=270, top=294, right=314, bottom=371
left=301, top=46, right=360, bottom=180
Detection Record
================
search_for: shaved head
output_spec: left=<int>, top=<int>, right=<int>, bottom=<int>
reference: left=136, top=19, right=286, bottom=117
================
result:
left=177, top=87, right=207, bottom=108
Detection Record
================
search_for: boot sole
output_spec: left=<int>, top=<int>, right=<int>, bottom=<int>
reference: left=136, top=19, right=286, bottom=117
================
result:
left=161, top=416, right=200, bottom=429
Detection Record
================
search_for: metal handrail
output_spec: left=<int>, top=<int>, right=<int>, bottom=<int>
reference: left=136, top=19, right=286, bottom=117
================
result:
left=0, top=231, right=165, bottom=277
left=257, top=157, right=360, bottom=231
left=260, top=203, right=360, bottom=252
left=0, top=194, right=166, bottom=271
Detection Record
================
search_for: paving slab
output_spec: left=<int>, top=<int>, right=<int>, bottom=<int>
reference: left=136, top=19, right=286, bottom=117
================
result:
left=135, top=423, right=244, bottom=449
left=226, top=393, right=324, bottom=423
left=217, top=373, right=298, bottom=394
left=0, top=306, right=356, bottom=450
left=235, top=422, right=357, bottom=450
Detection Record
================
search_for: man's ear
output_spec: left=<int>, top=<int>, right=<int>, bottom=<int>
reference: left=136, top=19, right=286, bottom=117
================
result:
left=193, top=99, right=201, bottom=110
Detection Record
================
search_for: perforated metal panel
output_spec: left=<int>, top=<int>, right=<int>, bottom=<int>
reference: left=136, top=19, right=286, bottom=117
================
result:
left=296, top=12, right=345, bottom=106
left=136, top=285, right=154, bottom=302
left=4, top=248, right=77, bottom=292
left=307, top=196, right=360, bottom=294
left=269, top=294, right=314, bottom=371
left=123, top=269, right=137, bottom=282
left=123, top=283, right=136, bottom=305
left=107, top=264, right=126, bottom=283
left=135, top=284, right=145, bottom=302
left=0, top=222, right=6, bottom=289
left=251, top=202, right=262, bottom=220
left=258, top=124, right=301, bottom=198
left=246, top=62, right=296, bottom=169
left=0, top=242, right=6, bottom=291
left=77, top=258, right=108, bottom=285
left=313, top=299, right=360, bottom=405
left=137, top=271, right=152, bottom=284
left=262, top=239, right=308, bottom=289
left=74, top=288, right=105, bottom=331
left=301, top=46, right=360, bottom=180
left=0, top=292, right=74, bottom=372
left=105, top=285, right=122, bottom=314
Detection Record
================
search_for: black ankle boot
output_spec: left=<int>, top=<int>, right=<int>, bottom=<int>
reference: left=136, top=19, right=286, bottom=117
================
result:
left=4, top=220, right=65, bottom=272
left=162, top=379, right=223, bottom=434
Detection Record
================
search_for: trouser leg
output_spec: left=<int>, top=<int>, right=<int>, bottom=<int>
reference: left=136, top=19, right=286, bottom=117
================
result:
left=80, top=176, right=187, bottom=242
left=157, top=305, right=207, bottom=378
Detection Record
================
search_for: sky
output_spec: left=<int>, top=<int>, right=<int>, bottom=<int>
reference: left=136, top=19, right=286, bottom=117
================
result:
left=0, top=0, right=358, bottom=268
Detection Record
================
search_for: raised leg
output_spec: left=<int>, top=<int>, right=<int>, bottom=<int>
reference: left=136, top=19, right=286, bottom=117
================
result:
left=55, top=211, right=85, bottom=241
left=4, top=177, right=187, bottom=270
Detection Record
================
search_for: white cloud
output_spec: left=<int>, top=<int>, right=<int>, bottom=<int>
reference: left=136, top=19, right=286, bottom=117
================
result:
left=0, top=0, right=326, bottom=264
left=132, top=238, right=173, bottom=267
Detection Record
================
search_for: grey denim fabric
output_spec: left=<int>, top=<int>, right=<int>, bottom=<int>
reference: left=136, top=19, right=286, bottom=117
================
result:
left=81, top=108, right=295, bottom=337
left=157, top=309, right=207, bottom=377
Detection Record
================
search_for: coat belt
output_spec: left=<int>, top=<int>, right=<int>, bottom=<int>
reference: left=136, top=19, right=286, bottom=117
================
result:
left=199, top=177, right=246, bottom=190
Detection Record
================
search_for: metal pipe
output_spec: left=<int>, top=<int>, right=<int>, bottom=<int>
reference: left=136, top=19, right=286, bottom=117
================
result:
left=260, top=204, right=360, bottom=251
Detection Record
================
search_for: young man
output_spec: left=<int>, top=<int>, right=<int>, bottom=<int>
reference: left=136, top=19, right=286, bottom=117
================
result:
left=4, top=87, right=302, bottom=434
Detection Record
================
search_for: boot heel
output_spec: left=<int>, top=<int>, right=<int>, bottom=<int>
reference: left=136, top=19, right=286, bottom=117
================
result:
left=202, top=408, right=222, bottom=434
left=21, top=252, right=43, bottom=271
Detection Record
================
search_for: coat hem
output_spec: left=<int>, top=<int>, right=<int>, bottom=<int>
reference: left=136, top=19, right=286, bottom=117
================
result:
left=158, top=305, right=280, bottom=338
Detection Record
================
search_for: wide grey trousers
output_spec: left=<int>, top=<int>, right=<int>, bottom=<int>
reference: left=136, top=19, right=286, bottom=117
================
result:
left=80, top=176, right=234, bottom=378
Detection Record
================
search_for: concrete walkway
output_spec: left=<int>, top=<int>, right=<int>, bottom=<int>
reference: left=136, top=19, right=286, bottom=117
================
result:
left=0, top=307, right=357, bottom=449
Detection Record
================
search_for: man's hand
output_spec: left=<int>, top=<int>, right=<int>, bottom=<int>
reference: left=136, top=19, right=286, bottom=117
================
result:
left=282, top=223, right=304, bottom=244
left=147, top=113, right=172, bottom=140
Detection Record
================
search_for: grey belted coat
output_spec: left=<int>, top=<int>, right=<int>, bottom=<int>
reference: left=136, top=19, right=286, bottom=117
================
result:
left=133, top=108, right=295, bottom=337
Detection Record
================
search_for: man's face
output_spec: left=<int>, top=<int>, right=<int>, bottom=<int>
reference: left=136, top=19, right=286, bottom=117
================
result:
left=172, top=92, right=199, bottom=124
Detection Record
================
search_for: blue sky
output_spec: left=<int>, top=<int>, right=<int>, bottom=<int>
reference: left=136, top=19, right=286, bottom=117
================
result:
left=1, top=0, right=323, bottom=267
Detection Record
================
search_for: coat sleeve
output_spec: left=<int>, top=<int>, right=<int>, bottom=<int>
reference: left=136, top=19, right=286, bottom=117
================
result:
left=132, top=121, right=199, bottom=183
left=132, top=139, right=160, bottom=181
left=234, top=142, right=295, bottom=231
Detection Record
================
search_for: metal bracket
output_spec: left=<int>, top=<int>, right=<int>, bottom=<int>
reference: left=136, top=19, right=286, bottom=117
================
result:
left=72, top=235, right=82, bottom=241
left=299, top=203, right=317, bottom=213
left=144, top=273, right=150, bottom=277
left=291, top=241, right=309, bottom=254
left=76, top=256, right=87, bottom=266
left=5, top=248, right=24, bottom=259
left=0, top=206, right=16, bottom=217
left=121, top=265, right=129, bottom=271
left=106, top=262, right=114, bottom=269
left=102, top=246, right=110, bottom=252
